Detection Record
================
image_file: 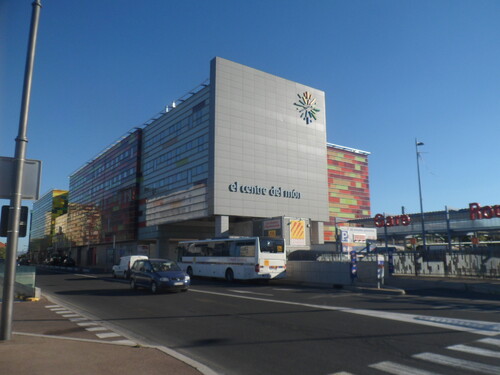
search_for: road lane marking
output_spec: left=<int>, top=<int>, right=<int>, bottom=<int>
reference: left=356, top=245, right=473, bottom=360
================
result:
left=370, top=361, right=444, bottom=375
left=447, top=344, right=500, bottom=358
left=227, top=289, right=273, bottom=296
left=413, top=352, right=500, bottom=374
left=479, top=338, right=500, bottom=347
left=190, top=288, right=500, bottom=336
left=74, top=273, right=98, bottom=278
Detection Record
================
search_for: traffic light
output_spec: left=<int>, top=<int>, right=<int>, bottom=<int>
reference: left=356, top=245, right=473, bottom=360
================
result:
left=0, top=206, right=29, bottom=237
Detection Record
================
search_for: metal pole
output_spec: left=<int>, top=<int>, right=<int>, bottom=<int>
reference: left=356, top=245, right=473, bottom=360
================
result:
left=415, top=139, right=427, bottom=254
left=1, top=0, right=42, bottom=341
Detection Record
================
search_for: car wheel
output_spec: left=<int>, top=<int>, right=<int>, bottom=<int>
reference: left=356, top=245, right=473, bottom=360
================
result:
left=225, top=268, right=234, bottom=282
left=181, top=288, right=188, bottom=292
left=150, top=282, right=158, bottom=294
left=130, top=278, right=137, bottom=290
left=186, top=266, right=193, bottom=278
left=112, top=271, right=116, bottom=279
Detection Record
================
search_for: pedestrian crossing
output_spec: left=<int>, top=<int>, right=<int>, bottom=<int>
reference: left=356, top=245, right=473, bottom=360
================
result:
left=331, top=336, right=500, bottom=375
left=45, top=303, right=136, bottom=346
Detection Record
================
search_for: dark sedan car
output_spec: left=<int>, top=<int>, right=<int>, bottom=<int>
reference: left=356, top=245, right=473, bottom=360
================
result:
left=129, top=258, right=190, bottom=293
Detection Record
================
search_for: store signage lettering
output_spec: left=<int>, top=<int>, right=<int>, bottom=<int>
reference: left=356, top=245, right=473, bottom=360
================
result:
left=374, top=213, right=411, bottom=227
left=469, top=202, right=500, bottom=220
left=228, top=182, right=301, bottom=199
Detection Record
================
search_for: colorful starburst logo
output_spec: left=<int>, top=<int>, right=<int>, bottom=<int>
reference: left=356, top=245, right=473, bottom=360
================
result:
left=294, top=91, right=320, bottom=124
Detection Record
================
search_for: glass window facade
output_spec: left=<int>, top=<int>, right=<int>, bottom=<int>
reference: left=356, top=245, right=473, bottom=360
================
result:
left=29, top=189, right=68, bottom=254
left=140, top=86, right=211, bottom=229
left=67, top=130, right=141, bottom=247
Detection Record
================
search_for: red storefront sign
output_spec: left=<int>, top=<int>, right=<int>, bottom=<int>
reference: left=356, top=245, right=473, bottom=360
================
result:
left=469, top=202, right=500, bottom=220
left=374, top=213, right=411, bottom=228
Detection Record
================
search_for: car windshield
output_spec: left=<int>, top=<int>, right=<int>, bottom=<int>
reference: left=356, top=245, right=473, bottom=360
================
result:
left=150, top=260, right=181, bottom=272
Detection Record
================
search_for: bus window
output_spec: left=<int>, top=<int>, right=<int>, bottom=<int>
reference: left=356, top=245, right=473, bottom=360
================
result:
left=212, top=242, right=229, bottom=257
left=235, top=241, right=256, bottom=257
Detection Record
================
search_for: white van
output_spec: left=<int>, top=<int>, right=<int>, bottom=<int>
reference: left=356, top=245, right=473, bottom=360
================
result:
left=112, top=255, right=148, bottom=279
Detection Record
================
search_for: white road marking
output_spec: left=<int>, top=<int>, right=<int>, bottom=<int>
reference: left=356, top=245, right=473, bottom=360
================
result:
left=413, top=352, right=500, bottom=374
left=447, top=344, right=500, bottom=358
left=77, top=322, right=98, bottom=327
left=479, top=338, right=500, bottom=347
left=69, top=317, right=88, bottom=322
left=54, top=310, right=72, bottom=314
left=111, top=339, right=137, bottom=346
left=45, top=305, right=60, bottom=308
left=370, top=361, right=444, bottom=375
left=227, top=289, right=273, bottom=296
left=95, top=332, right=121, bottom=339
left=190, top=288, right=500, bottom=336
left=74, top=273, right=98, bottom=278
left=86, top=326, right=109, bottom=332
left=62, top=314, right=81, bottom=318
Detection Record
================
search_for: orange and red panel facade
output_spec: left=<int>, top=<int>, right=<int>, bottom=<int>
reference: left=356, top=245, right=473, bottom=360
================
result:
left=324, top=143, right=371, bottom=242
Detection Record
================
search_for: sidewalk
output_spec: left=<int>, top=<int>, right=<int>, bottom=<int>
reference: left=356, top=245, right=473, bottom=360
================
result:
left=0, top=296, right=215, bottom=375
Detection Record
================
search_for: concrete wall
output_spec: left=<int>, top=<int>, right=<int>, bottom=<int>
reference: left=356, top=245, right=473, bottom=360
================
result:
left=286, top=261, right=380, bottom=286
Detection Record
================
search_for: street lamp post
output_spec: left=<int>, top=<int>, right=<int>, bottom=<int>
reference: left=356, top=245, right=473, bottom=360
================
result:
left=415, top=139, right=427, bottom=257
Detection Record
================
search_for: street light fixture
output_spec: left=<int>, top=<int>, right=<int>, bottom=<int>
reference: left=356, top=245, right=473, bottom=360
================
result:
left=415, top=139, right=426, bottom=255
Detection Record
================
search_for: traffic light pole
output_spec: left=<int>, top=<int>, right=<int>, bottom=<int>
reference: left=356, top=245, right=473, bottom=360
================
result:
left=1, top=0, right=42, bottom=341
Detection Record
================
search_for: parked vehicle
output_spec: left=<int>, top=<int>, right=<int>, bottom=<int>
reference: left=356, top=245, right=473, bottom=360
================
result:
left=129, top=258, right=190, bottom=293
left=112, top=255, right=148, bottom=279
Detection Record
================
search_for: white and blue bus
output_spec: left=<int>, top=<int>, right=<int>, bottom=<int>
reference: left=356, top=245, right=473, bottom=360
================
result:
left=178, top=237, right=286, bottom=281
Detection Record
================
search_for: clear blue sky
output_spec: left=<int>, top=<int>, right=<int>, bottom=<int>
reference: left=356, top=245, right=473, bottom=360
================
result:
left=1, top=0, right=499, bottom=252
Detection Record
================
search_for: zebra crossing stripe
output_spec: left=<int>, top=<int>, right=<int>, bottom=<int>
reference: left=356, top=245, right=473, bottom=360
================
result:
left=85, top=327, right=108, bottom=332
left=479, top=338, right=500, bottom=348
left=96, top=332, right=121, bottom=339
left=447, top=344, right=500, bottom=358
left=370, top=361, right=444, bottom=375
left=413, top=352, right=500, bottom=375
left=77, top=322, right=98, bottom=327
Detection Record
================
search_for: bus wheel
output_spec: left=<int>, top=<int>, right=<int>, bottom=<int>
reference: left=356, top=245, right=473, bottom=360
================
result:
left=186, top=267, right=193, bottom=277
left=225, top=268, right=234, bottom=282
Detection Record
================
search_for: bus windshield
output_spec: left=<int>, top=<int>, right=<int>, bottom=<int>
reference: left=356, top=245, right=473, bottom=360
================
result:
left=259, top=238, right=284, bottom=253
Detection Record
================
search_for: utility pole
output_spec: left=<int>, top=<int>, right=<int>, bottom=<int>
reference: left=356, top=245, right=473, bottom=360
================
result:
left=1, top=0, right=42, bottom=341
left=415, top=139, right=427, bottom=254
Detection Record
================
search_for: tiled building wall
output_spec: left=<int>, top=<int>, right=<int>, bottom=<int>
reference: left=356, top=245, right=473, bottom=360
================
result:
left=324, top=145, right=371, bottom=242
